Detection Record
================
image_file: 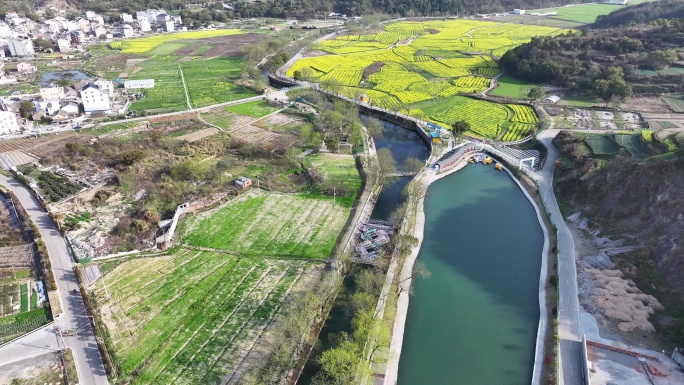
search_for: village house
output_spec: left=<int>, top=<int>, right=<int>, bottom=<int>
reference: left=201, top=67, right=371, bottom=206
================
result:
left=94, top=79, right=115, bottom=96
left=139, top=19, right=151, bottom=32
left=0, top=110, right=20, bottom=135
left=121, top=13, right=134, bottom=23
left=40, top=85, right=66, bottom=100
left=16, top=61, right=37, bottom=74
left=80, top=83, right=111, bottom=114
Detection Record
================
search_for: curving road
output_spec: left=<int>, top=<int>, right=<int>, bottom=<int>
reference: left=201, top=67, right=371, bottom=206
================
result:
left=0, top=173, right=109, bottom=385
left=533, top=129, right=583, bottom=385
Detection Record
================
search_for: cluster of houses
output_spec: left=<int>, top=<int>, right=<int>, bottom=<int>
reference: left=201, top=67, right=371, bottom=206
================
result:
left=0, top=8, right=185, bottom=58
left=0, top=77, right=153, bottom=135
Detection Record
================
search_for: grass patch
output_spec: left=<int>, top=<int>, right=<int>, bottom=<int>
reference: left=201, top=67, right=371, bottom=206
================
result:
left=306, top=153, right=362, bottom=207
left=83, top=122, right=141, bottom=136
left=225, top=100, right=281, bottom=118
left=490, top=75, right=535, bottom=98
left=542, top=4, right=623, bottom=24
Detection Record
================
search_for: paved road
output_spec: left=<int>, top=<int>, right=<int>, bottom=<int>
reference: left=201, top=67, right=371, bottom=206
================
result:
left=0, top=174, right=109, bottom=385
left=0, top=323, right=60, bottom=366
left=533, top=129, right=583, bottom=385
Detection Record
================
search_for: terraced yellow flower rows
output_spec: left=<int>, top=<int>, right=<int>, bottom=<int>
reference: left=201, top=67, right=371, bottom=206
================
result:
left=287, top=20, right=567, bottom=141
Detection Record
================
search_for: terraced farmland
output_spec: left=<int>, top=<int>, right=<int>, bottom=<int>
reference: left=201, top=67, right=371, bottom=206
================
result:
left=93, top=250, right=323, bottom=384
left=286, top=19, right=565, bottom=141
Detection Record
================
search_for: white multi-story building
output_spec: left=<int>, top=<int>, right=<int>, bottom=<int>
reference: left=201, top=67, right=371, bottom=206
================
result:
left=165, top=21, right=175, bottom=32
left=139, top=19, right=151, bottom=32
left=121, top=25, right=134, bottom=37
left=121, top=13, right=134, bottom=23
left=173, top=15, right=182, bottom=24
left=0, top=22, right=12, bottom=38
left=93, top=26, right=107, bottom=38
left=0, top=111, right=20, bottom=134
left=57, top=38, right=71, bottom=53
left=40, top=86, right=65, bottom=100
left=85, top=11, right=97, bottom=20
left=94, top=79, right=114, bottom=96
left=92, top=16, right=105, bottom=25
left=80, top=83, right=111, bottom=114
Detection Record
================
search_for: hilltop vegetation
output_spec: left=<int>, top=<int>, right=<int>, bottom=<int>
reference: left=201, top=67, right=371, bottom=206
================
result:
left=593, top=0, right=684, bottom=28
left=500, top=23, right=684, bottom=97
left=4, top=0, right=598, bottom=21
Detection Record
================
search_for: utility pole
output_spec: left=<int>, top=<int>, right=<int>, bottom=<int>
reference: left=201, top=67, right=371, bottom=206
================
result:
left=100, top=275, right=110, bottom=300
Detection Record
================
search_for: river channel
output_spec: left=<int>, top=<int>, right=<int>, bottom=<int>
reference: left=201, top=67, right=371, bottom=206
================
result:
left=398, top=165, right=544, bottom=384
left=297, top=117, right=543, bottom=384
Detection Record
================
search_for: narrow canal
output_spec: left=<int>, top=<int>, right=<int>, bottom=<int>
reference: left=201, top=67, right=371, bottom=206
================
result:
left=398, top=165, right=544, bottom=384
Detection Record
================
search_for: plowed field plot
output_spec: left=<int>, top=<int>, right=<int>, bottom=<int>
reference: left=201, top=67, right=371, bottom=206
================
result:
left=200, top=109, right=300, bottom=150
left=93, top=249, right=323, bottom=384
left=183, top=190, right=349, bottom=259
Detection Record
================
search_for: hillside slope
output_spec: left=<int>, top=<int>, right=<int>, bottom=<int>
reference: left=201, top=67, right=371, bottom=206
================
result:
left=553, top=132, right=684, bottom=342
left=500, top=24, right=684, bottom=95
left=592, top=0, right=684, bottom=28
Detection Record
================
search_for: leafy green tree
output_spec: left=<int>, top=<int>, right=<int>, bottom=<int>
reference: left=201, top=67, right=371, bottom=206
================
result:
left=19, top=101, right=33, bottom=119
left=451, top=120, right=470, bottom=142
left=528, top=86, right=543, bottom=100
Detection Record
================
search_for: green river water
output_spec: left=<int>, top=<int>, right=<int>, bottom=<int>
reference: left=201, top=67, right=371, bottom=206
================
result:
left=398, top=164, right=544, bottom=385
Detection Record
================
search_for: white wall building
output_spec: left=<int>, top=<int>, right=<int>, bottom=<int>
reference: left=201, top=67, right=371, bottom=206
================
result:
left=512, top=9, right=526, bottom=14
left=165, top=20, right=175, bottom=32
left=0, top=111, right=20, bottom=135
left=121, top=25, right=134, bottom=38
left=139, top=19, right=151, bottom=32
left=57, top=38, right=71, bottom=53
left=124, top=79, right=155, bottom=89
left=80, top=84, right=111, bottom=114
left=93, top=26, right=107, bottom=38
left=85, top=11, right=97, bottom=20
left=40, top=86, right=65, bottom=100
left=94, top=79, right=114, bottom=95
left=121, top=13, right=134, bottom=23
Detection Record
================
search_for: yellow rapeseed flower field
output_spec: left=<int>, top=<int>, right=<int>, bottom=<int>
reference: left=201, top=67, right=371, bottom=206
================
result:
left=287, top=19, right=567, bottom=141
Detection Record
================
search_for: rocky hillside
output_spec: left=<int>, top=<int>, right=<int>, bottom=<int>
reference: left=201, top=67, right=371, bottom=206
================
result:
left=553, top=132, right=684, bottom=342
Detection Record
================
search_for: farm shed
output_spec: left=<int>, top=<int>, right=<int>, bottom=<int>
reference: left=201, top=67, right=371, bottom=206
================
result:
left=124, top=79, right=155, bottom=89
left=235, top=177, right=252, bottom=188
left=543, top=95, right=561, bottom=104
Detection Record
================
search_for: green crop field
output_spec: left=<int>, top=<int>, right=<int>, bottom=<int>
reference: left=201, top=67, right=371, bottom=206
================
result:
left=585, top=135, right=620, bottom=155
left=662, top=95, right=684, bottom=113
left=127, top=55, right=256, bottom=113
left=307, top=153, right=362, bottom=206
left=541, top=4, right=623, bottom=24
left=183, top=190, right=353, bottom=259
left=225, top=100, right=281, bottom=118
left=615, top=134, right=648, bottom=157
left=287, top=19, right=564, bottom=141
left=93, top=249, right=322, bottom=384
left=490, top=75, right=536, bottom=98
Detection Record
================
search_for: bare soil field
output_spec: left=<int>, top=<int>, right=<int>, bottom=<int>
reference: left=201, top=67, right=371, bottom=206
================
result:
left=0, top=132, right=84, bottom=159
left=620, top=97, right=672, bottom=113
left=174, top=33, right=267, bottom=58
